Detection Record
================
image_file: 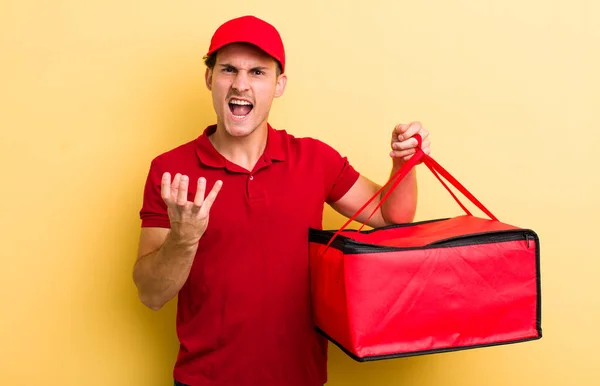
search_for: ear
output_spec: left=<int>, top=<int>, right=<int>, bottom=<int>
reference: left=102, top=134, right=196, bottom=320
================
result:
left=274, top=73, right=287, bottom=98
left=205, top=67, right=213, bottom=91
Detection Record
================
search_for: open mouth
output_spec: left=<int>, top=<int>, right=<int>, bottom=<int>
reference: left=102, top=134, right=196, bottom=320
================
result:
left=228, top=99, right=254, bottom=119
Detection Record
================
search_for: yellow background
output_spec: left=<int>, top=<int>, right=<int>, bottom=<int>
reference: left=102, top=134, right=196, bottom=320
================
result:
left=1, top=0, right=598, bottom=385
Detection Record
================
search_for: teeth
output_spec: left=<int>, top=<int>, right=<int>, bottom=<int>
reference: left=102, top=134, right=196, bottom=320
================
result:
left=229, top=99, right=252, bottom=105
left=232, top=114, right=247, bottom=119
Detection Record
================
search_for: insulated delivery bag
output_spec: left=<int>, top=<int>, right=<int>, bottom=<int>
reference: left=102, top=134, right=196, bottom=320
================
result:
left=308, top=134, right=542, bottom=361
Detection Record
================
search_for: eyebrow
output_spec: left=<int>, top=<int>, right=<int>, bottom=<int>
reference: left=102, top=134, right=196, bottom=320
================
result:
left=219, top=64, right=270, bottom=72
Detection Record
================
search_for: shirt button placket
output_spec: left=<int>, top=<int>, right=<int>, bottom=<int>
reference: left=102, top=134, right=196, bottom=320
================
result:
left=247, top=174, right=254, bottom=198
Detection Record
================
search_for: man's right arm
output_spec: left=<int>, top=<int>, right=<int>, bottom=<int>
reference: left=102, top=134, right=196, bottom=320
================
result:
left=133, top=172, right=223, bottom=311
left=133, top=227, right=198, bottom=310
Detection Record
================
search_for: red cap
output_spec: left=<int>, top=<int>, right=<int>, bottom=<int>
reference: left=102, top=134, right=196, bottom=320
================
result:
left=206, top=15, right=286, bottom=73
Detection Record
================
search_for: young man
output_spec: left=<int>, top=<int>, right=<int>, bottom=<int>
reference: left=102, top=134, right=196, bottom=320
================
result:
left=134, top=15, right=431, bottom=386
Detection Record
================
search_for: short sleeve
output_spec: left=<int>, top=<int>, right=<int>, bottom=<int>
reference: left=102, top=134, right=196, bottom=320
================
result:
left=317, top=141, right=360, bottom=204
left=139, top=159, right=171, bottom=228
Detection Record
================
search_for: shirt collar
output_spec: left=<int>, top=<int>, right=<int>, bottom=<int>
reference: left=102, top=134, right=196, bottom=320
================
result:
left=195, top=123, right=287, bottom=169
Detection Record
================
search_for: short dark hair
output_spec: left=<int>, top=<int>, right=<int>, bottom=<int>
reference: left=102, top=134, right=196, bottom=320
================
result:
left=203, top=52, right=282, bottom=76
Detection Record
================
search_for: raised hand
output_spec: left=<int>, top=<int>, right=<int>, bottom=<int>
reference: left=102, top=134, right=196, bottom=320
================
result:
left=161, top=172, right=223, bottom=246
left=390, top=121, right=431, bottom=163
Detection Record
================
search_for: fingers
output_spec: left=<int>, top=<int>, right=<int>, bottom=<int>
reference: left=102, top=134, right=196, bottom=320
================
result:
left=391, top=148, right=416, bottom=158
left=421, top=138, right=431, bottom=155
left=393, top=134, right=430, bottom=151
left=176, top=175, right=189, bottom=206
left=393, top=137, right=420, bottom=151
left=161, top=172, right=172, bottom=203
left=160, top=172, right=186, bottom=205
left=390, top=138, right=431, bottom=160
left=392, top=121, right=430, bottom=153
left=161, top=173, right=222, bottom=223
left=198, top=180, right=223, bottom=218
left=192, top=177, right=207, bottom=213
left=390, top=148, right=423, bottom=160
left=396, top=121, right=420, bottom=141
left=394, top=122, right=430, bottom=141
left=171, top=173, right=181, bottom=202
left=393, top=123, right=409, bottom=136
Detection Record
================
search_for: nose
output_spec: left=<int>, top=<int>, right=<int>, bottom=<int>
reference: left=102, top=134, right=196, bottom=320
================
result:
left=232, top=71, right=250, bottom=93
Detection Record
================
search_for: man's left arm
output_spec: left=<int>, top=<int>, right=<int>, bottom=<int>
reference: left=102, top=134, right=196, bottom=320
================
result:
left=330, top=121, right=431, bottom=228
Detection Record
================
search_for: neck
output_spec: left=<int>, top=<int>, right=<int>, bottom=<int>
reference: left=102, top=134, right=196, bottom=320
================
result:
left=209, top=122, right=269, bottom=171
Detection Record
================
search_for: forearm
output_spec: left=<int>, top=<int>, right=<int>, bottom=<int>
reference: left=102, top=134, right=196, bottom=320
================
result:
left=133, top=231, right=198, bottom=310
left=380, top=161, right=418, bottom=225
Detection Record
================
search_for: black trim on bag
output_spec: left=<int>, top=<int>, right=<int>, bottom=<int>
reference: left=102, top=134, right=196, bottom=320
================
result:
left=320, top=218, right=450, bottom=234
left=346, top=231, right=535, bottom=253
left=310, top=226, right=539, bottom=255
left=309, top=218, right=449, bottom=251
left=315, top=325, right=542, bottom=362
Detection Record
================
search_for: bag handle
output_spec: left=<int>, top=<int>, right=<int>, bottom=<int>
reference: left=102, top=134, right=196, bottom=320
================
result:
left=321, top=134, right=498, bottom=252
left=423, top=161, right=473, bottom=217
left=421, top=150, right=498, bottom=221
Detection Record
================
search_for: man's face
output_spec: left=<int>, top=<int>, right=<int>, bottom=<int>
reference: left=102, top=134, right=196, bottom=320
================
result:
left=205, top=43, right=287, bottom=138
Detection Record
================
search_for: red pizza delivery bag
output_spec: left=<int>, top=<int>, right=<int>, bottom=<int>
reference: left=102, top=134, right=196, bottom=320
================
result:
left=308, top=134, right=541, bottom=361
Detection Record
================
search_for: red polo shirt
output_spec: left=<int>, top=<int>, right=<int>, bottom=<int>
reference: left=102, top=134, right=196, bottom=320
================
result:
left=139, top=124, right=360, bottom=386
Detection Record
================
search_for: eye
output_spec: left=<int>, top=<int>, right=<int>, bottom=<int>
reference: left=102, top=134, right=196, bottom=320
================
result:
left=253, top=70, right=264, bottom=76
left=222, top=66, right=235, bottom=73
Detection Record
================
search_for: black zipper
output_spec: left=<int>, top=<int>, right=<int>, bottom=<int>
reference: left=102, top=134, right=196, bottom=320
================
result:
left=340, top=230, right=537, bottom=254
left=317, top=218, right=450, bottom=235
left=309, top=218, right=450, bottom=246
left=428, top=230, right=532, bottom=247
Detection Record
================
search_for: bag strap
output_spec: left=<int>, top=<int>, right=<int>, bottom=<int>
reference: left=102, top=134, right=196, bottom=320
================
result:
left=321, top=134, right=498, bottom=252
left=421, top=151, right=498, bottom=221
left=423, top=161, right=473, bottom=217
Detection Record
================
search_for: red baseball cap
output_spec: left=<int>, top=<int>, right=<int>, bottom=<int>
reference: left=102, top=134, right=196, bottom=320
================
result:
left=206, top=15, right=286, bottom=73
